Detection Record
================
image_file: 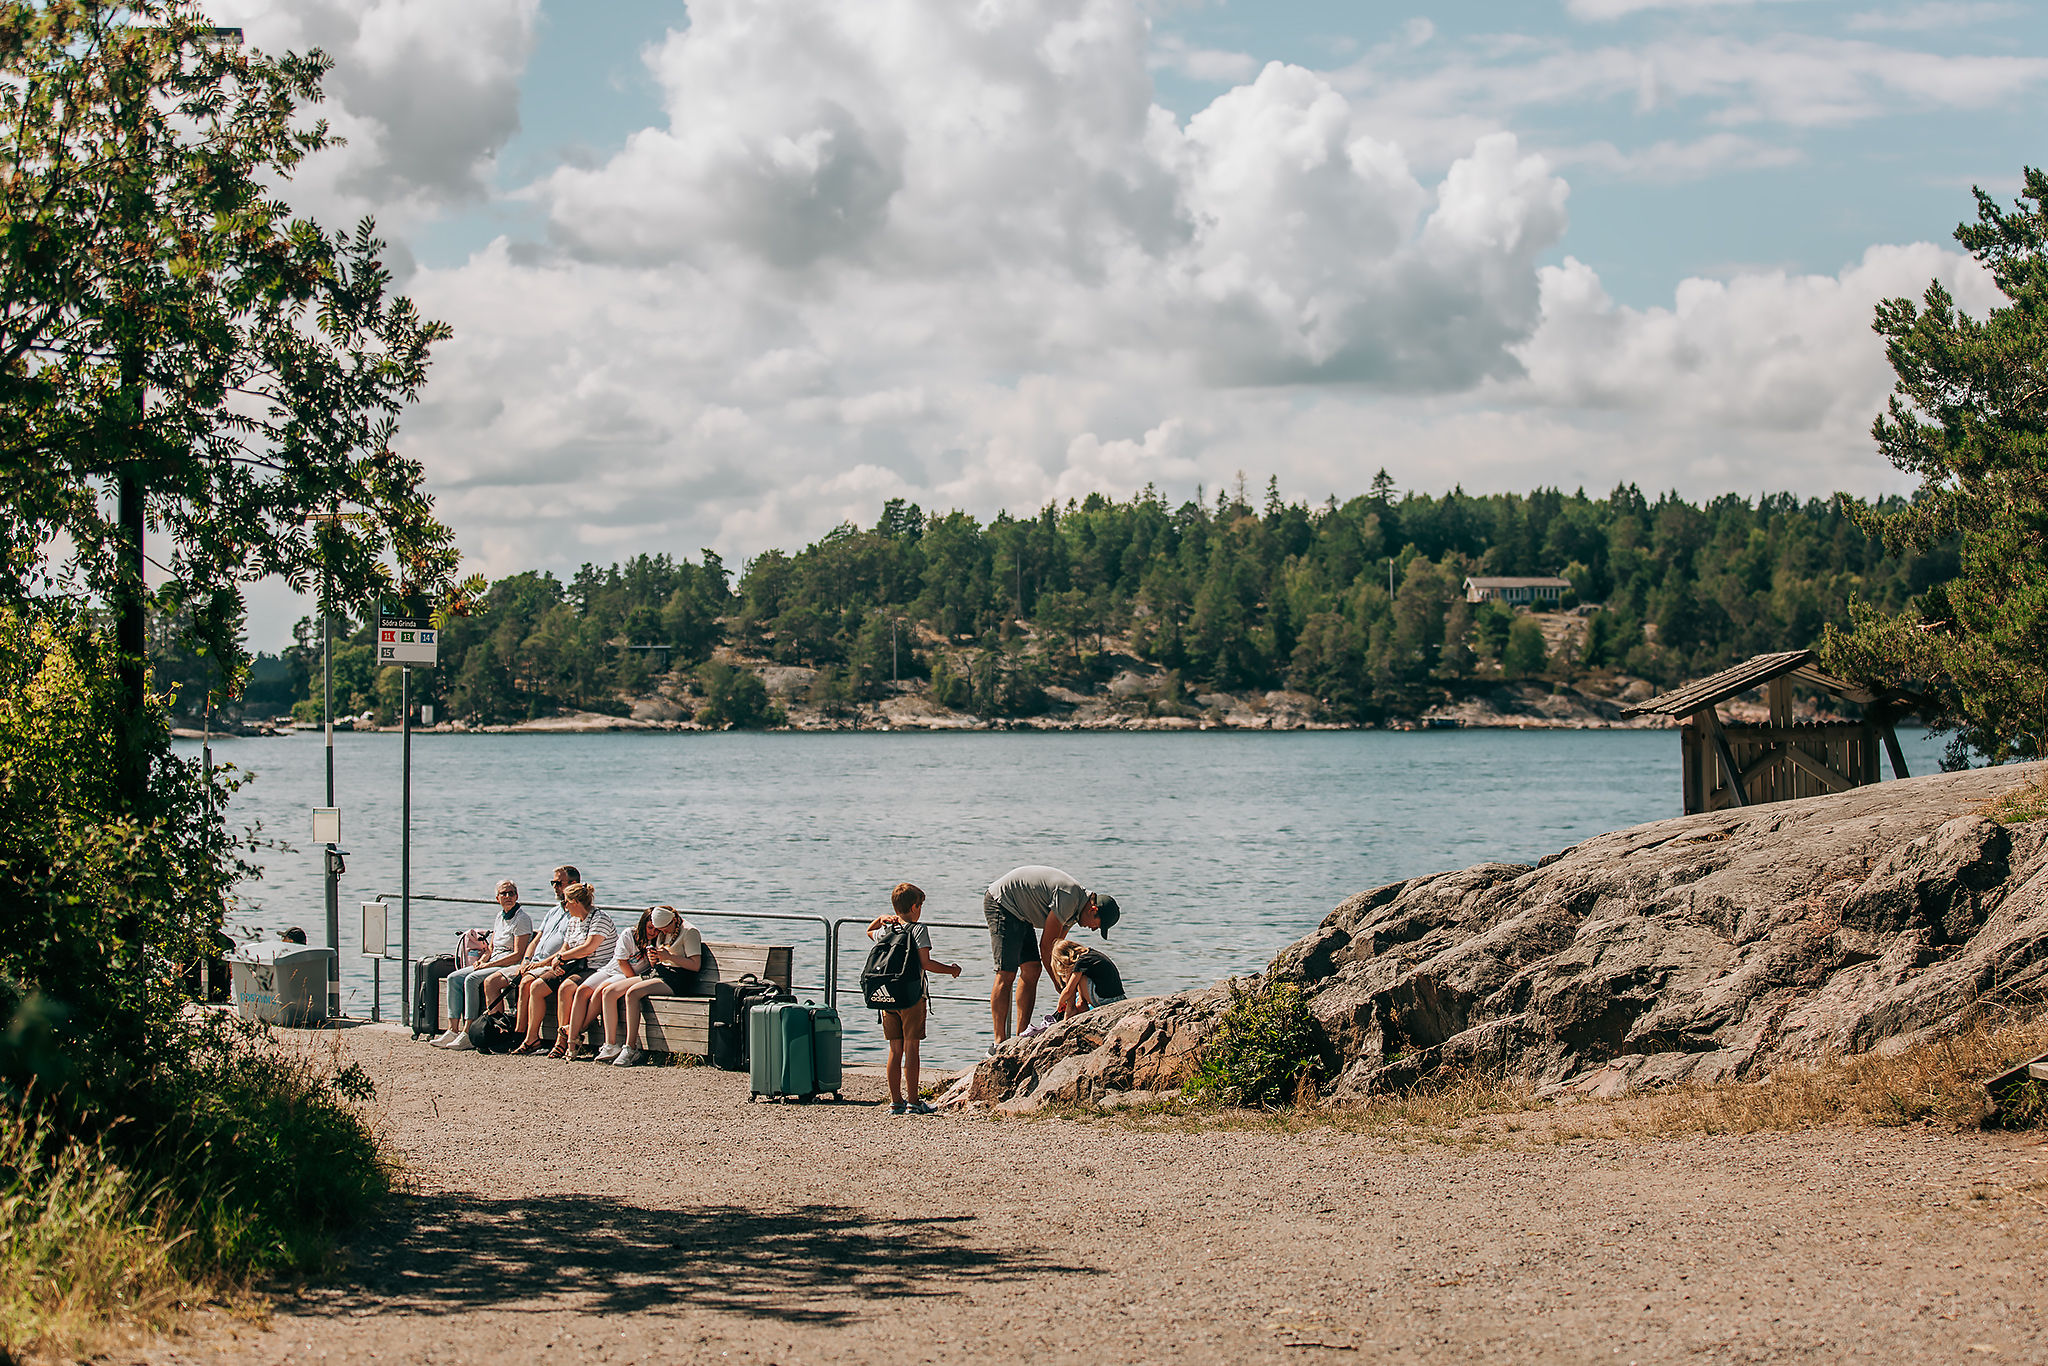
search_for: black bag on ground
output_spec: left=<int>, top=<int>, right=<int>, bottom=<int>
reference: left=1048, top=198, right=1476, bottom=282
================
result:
left=467, top=1009, right=520, bottom=1054
left=413, top=953, right=458, bottom=1038
left=711, top=973, right=788, bottom=1072
left=860, top=925, right=926, bottom=1011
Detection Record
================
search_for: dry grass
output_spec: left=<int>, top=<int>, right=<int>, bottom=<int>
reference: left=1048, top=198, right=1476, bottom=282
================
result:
left=1040, top=1009, right=2048, bottom=1144
left=1612, top=1010, right=2048, bottom=1137
left=1984, top=771, right=2048, bottom=826
left=0, top=1112, right=202, bottom=1363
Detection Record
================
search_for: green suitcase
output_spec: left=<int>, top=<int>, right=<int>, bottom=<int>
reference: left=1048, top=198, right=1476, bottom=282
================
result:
left=749, top=1000, right=814, bottom=1101
left=808, top=1004, right=843, bottom=1101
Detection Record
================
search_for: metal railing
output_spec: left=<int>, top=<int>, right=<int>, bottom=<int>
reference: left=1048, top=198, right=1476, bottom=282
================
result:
left=373, top=893, right=835, bottom=1026
left=829, top=917, right=992, bottom=1010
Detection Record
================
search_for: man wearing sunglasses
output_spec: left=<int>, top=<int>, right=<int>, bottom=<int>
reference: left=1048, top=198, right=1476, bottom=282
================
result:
left=483, top=865, right=580, bottom=1034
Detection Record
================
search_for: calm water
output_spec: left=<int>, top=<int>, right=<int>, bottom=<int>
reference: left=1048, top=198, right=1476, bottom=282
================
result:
left=174, top=727, right=1951, bottom=1068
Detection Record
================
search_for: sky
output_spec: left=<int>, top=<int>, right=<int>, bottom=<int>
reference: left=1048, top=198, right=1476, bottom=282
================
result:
left=204, top=0, right=2048, bottom=652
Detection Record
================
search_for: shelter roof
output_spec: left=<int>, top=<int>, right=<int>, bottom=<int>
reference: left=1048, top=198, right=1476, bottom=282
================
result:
left=1621, top=649, right=1882, bottom=717
left=1463, top=576, right=1573, bottom=589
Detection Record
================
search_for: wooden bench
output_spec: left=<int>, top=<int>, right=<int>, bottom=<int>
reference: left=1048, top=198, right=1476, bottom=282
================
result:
left=537, top=942, right=793, bottom=1058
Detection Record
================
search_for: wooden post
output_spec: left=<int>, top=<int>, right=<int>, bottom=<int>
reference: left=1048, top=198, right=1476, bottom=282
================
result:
left=1880, top=713, right=1910, bottom=780
left=1698, top=708, right=1749, bottom=808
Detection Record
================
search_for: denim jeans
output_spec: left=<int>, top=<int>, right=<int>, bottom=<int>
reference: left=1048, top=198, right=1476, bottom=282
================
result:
left=445, top=966, right=499, bottom=1021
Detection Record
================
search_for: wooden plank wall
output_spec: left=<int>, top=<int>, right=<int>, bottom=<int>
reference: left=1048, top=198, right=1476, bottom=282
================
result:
left=1679, top=721, right=1881, bottom=813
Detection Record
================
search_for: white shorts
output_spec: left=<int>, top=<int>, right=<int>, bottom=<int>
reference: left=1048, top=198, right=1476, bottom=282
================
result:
left=582, top=966, right=627, bottom=991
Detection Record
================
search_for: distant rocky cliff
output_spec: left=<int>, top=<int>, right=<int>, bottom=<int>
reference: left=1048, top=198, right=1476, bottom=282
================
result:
left=955, top=764, right=2048, bottom=1111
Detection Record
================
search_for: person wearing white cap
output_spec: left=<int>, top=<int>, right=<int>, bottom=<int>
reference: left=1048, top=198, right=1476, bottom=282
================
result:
left=596, top=905, right=703, bottom=1066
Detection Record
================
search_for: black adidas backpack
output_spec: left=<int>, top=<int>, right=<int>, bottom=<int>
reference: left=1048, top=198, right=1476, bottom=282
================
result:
left=860, top=925, right=926, bottom=1011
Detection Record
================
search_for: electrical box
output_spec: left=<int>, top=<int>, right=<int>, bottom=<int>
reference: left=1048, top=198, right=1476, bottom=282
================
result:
left=360, top=901, right=390, bottom=957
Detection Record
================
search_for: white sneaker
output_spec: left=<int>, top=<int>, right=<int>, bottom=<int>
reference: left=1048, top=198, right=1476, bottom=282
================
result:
left=430, top=1029, right=462, bottom=1048
left=445, top=1033, right=476, bottom=1051
left=612, top=1046, right=644, bottom=1067
left=595, top=1043, right=622, bottom=1062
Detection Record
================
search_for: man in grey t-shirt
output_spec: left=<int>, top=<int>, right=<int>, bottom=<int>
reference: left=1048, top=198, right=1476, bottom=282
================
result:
left=983, top=865, right=1121, bottom=1044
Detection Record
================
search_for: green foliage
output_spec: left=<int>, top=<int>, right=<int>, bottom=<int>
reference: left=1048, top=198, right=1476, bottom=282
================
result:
left=1183, top=978, right=1322, bottom=1109
left=0, top=1, right=464, bottom=689
left=695, top=660, right=783, bottom=729
left=0, top=607, right=386, bottom=1324
left=261, top=479, right=1953, bottom=725
left=1821, top=166, right=2048, bottom=764
left=1503, top=616, right=1550, bottom=678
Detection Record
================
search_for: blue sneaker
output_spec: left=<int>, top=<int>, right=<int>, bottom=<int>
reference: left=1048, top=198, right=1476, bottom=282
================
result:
left=907, top=1101, right=936, bottom=1115
left=890, top=1101, right=908, bottom=1115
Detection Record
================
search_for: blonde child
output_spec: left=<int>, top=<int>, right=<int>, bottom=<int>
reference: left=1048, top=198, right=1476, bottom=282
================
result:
left=864, top=882, right=961, bottom=1115
left=1050, top=936, right=1127, bottom=1019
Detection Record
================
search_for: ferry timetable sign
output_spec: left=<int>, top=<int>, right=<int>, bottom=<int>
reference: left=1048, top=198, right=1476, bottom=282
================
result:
left=376, top=599, right=437, bottom=667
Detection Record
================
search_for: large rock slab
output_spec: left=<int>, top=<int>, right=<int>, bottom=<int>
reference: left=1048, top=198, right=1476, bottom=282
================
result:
left=953, top=764, right=2048, bottom=1108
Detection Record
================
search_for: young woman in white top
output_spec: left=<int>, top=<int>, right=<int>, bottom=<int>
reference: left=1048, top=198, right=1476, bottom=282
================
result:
left=601, top=905, right=704, bottom=1067
left=561, top=915, right=645, bottom=1060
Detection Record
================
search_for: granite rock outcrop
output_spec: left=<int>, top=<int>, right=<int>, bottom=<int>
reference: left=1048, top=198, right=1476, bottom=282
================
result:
left=953, top=764, right=2048, bottom=1110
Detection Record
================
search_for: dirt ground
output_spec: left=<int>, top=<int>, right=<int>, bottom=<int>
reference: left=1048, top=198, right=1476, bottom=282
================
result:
left=147, top=1023, right=2048, bottom=1366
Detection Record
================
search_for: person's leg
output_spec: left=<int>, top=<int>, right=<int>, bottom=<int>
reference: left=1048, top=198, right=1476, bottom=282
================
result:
left=560, top=981, right=594, bottom=1053
left=598, top=980, right=631, bottom=1045
left=886, top=1036, right=905, bottom=1106
left=904, top=999, right=926, bottom=1103
left=989, top=970, right=1015, bottom=1042
left=985, top=890, right=1015, bottom=1043
left=480, top=970, right=510, bottom=1015
left=462, top=969, right=491, bottom=1022
left=520, top=976, right=555, bottom=1048
left=620, top=978, right=672, bottom=1048
left=442, top=968, right=474, bottom=1038
left=1014, top=959, right=1043, bottom=1037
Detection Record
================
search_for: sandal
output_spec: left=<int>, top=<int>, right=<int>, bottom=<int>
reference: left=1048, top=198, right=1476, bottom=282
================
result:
left=510, top=1039, right=547, bottom=1056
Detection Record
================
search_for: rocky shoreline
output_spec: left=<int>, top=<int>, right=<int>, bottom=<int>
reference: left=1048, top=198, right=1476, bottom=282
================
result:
left=945, top=763, right=2048, bottom=1113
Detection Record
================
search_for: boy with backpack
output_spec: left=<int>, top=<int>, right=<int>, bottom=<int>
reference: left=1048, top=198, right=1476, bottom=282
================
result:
left=863, top=882, right=961, bottom=1115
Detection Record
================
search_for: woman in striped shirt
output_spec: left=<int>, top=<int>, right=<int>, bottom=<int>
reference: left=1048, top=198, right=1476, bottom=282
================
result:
left=510, top=882, right=617, bottom=1057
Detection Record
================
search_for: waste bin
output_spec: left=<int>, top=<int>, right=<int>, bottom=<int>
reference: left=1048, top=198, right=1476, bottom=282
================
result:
left=230, top=943, right=334, bottom=1026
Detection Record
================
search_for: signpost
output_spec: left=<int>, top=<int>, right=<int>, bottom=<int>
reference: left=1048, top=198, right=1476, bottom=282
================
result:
left=378, top=599, right=437, bottom=1027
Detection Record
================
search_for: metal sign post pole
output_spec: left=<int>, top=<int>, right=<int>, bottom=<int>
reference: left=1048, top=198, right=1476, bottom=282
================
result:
left=401, top=664, right=413, bottom=1027
left=378, top=599, right=436, bottom=1028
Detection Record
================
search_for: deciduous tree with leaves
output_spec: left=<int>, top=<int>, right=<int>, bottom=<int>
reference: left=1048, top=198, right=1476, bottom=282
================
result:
left=1821, top=167, right=2048, bottom=765
left=0, top=0, right=466, bottom=803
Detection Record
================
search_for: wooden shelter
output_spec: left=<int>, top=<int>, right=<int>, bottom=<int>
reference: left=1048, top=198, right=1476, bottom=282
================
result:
left=1622, top=649, right=1913, bottom=814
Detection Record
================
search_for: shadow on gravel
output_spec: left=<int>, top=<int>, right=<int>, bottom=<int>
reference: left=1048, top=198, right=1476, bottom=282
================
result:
left=328, top=1194, right=1079, bottom=1325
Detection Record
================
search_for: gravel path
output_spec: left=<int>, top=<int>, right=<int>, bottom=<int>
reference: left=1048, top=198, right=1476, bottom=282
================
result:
left=151, top=1024, right=2048, bottom=1365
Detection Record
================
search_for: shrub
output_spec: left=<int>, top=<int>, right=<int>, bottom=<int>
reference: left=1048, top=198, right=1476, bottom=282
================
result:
left=0, top=609, right=391, bottom=1346
left=1182, top=978, right=1322, bottom=1109
left=696, top=661, right=784, bottom=728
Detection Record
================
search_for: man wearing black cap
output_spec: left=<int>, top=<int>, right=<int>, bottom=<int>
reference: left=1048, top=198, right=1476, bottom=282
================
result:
left=984, top=865, right=1120, bottom=1044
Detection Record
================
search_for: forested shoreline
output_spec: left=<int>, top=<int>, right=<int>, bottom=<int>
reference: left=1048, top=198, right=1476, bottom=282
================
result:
left=211, top=475, right=1956, bottom=728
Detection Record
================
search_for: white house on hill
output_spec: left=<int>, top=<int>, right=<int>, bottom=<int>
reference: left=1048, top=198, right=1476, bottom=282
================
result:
left=1463, top=575, right=1572, bottom=605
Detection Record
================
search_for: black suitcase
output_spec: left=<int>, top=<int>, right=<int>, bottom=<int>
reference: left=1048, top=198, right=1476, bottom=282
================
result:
left=711, top=974, right=786, bottom=1072
left=413, top=953, right=457, bottom=1038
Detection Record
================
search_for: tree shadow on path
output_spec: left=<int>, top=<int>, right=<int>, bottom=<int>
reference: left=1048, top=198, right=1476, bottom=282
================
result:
left=319, top=1193, right=1082, bottom=1327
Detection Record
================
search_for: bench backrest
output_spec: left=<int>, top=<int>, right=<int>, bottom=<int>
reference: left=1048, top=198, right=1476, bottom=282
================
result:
left=689, top=942, right=792, bottom=994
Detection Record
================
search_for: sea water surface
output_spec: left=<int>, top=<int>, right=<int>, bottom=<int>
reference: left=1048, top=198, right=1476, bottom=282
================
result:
left=175, top=727, right=1952, bottom=1068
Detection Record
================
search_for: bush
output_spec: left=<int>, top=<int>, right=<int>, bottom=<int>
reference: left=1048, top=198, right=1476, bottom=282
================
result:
left=695, top=662, right=784, bottom=728
left=1503, top=616, right=1549, bottom=677
left=1182, top=978, right=1322, bottom=1109
left=0, top=609, right=390, bottom=1347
